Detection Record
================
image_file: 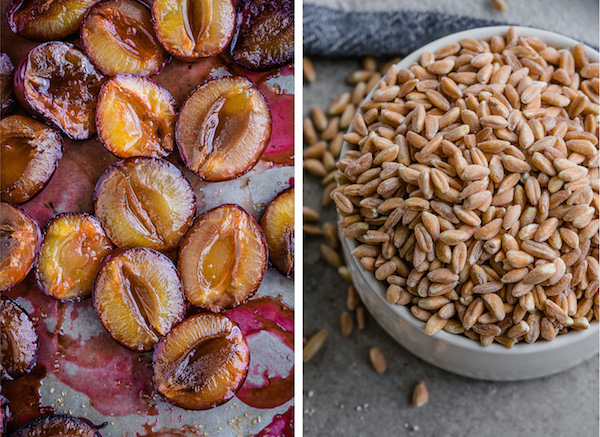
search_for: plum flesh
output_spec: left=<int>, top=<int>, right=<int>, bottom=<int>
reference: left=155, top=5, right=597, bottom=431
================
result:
left=94, top=247, right=186, bottom=352
left=152, top=0, right=236, bottom=60
left=96, top=74, right=177, bottom=159
left=176, top=76, right=272, bottom=182
left=36, top=213, right=114, bottom=303
left=0, top=203, right=41, bottom=292
left=1, top=115, right=63, bottom=205
left=261, top=187, right=294, bottom=278
left=153, top=313, right=249, bottom=410
left=178, top=204, right=267, bottom=311
left=230, top=0, right=294, bottom=71
left=6, top=0, right=101, bottom=41
left=0, top=296, right=38, bottom=381
left=14, top=41, right=105, bottom=140
left=94, top=157, right=196, bottom=251
left=81, top=0, right=170, bottom=76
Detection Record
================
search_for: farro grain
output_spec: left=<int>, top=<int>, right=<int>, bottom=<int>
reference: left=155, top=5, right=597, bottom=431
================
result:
left=303, top=224, right=323, bottom=236
left=356, top=305, right=366, bottom=329
left=303, top=58, right=316, bottom=83
left=341, top=311, right=353, bottom=337
left=328, top=93, right=351, bottom=116
left=321, top=244, right=342, bottom=268
left=303, top=330, right=327, bottom=362
left=303, top=206, right=320, bottom=223
left=323, top=222, right=339, bottom=249
left=305, top=159, right=328, bottom=178
left=412, top=381, right=429, bottom=407
left=369, top=347, right=386, bottom=374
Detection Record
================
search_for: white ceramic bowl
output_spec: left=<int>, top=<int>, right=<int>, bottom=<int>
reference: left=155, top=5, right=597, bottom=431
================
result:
left=340, top=25, right=599, bottom=381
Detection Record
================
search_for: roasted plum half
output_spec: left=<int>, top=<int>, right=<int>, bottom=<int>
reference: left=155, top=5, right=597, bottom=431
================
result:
left=176, top=76, right=272, bottom=182
left=94, top=247, right=185, bottom=352
left=1, top=53, right=15, bottom=115
left=153, top=313, right=249, bottom=410
left=152, top=0, right=236, bottom=60
left=1, top=115, right=63, bottom=204
left=0, top=203, right=41, bottom=292
left=261, top=187, right=294, bottom=278
left=94, top=157, right=196, bottom=251
left=0, top=296, right=38, bottom=381
left=96, top=74, right=177, bottom=159
left=10, top=414, right=103, bottom=437
left=14, top=42, right=105, bottom=140
left=81, top=0, right=170, bottom=76
left=6, top=0, right=100, bottom=41
left=230, top=0, right=294, bottom=71
left=36, top=213, right=114, bottom=303
left=178, top=204, right=267, bottom=312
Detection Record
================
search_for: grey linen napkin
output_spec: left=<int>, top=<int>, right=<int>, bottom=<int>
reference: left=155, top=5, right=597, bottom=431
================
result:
left=303, top=3, right=599, bottom=57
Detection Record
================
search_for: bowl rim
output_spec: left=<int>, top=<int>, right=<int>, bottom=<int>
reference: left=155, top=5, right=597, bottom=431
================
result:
left=339, top=25, right=600, bottom=356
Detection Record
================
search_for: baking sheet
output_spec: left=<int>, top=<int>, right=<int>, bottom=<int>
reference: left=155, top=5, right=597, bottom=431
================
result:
left=1, top=0, right=294, bottom=434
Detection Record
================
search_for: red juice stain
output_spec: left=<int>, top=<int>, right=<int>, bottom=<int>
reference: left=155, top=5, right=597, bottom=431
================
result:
left=254, top=405, right=294, bottom=437
left=2, top=365, right=54, bottom=434
left=5, top=277, right=156, bottom=420
left=21, top=136, right=119, bottom=224
left=226, top=297, right=294, bottom=409
left=260, top=90, right=294, bottom=167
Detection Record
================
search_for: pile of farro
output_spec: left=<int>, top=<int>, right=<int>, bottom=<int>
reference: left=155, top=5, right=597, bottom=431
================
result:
left=305, top=27, right=599, bottom=348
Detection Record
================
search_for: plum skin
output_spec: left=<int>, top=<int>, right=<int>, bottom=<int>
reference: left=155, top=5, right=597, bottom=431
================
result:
left=152, top=312, right=250, bottom=410
left=1, top=53, right=15, bottom=115
left=175, top=76, right=272, bottom=182
left=229, top=0, right=294, bottom=72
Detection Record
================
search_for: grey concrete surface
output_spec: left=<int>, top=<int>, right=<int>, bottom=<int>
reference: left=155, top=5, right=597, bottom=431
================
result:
left=302, top=56, right=599, bottom=436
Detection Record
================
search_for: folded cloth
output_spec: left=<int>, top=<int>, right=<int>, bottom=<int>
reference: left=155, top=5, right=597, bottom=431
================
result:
left=303, top=2, right=599, bottom=57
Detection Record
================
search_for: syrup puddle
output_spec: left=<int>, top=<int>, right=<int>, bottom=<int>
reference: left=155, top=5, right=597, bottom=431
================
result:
left=226, top=296, right=294, bottom=409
